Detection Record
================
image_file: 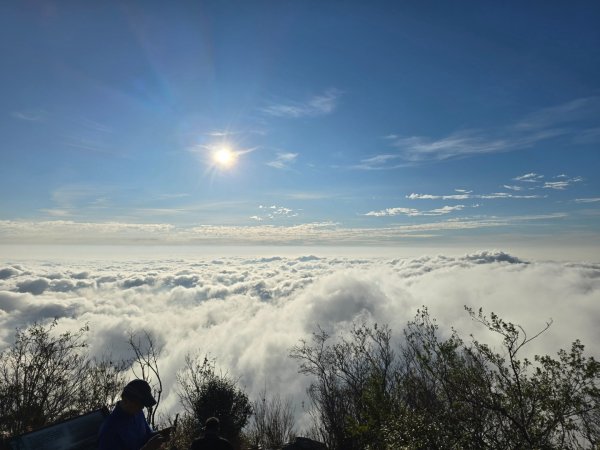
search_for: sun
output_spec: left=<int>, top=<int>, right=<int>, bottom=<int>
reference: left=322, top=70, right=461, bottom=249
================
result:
left=212, top=146, right=236, bottom=169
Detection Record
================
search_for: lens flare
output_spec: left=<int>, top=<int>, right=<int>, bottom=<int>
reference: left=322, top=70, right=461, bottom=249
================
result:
left=212, top=147, right=236, bottom=169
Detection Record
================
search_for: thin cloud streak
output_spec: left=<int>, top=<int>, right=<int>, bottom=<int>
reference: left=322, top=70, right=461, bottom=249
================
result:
left=11, top=110, right=46, bottom=121
left=0, top=213, right=568, bottom=245
left=407, top=193, right=544, bottom=200
left=542, top=176, right=583, bottom=190
left=365, top=205, right=467, bottom=217
left=349, top=154, right=410, bottom=170
left=365, top=97, right=600, bottom=165
left=267, top=152, right=298, bottom=170
left=262, top=89, right=342, bottom=118
left=514, top=173, right=544, bottom=183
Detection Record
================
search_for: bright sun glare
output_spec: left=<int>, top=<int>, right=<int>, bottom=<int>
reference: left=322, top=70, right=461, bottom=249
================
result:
left=212, top=147, right=236, bottom=169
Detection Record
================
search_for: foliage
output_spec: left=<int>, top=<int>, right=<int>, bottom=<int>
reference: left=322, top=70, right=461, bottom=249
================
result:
left=0, top=320, right=124, bottom=437
left=177, top=355, right=252, bottom=447
left=290, top=323, right=397, bottom=450
left=160, top=412, right=198, bottom=450
left=292, top=308, right=600, bottom=450
left=245, top=388, right=296, bottom=449
left=3, top=307, right=598, bottom=450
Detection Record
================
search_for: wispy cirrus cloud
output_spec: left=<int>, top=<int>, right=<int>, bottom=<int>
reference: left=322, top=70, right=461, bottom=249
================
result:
left=514, top=173, right=544, bottom=183
left=503, top=185, right=524, bottom=191
left=267, top=152, right=298, bottom=170
left=282, top=191, right=334, bottom=200
left=262, top=89, right=342, bottom=118
left=205, top=130, right=239, bottom=137
left=574, top=198, right=600, bottom=204
left=542, top=176, right=583, bottom=190
left=350, top=154, right=408, bottom=170
left=387, top=131, right=515, bottom=162
left=39, top=185, right=114, bottom=217
left=204, top=129, right=267, bottom=138
left=368, top=96, right=600, bottom=165
left=156, top=193, right=190, bottom=200
left=407, top=192, right=544, bottom=200
left=11, top=109, right=46, bottom=121
left=63, top=135, right=114, bottom=155
left=364, top=205, right=467, bottom=217
left=515, top=97, right=599, bottom=130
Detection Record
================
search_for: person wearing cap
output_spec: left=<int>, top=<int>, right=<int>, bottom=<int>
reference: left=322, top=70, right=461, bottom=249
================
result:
left=189, top=417, right=234, bottom=450
left=98, top=379, right=172, bottom=450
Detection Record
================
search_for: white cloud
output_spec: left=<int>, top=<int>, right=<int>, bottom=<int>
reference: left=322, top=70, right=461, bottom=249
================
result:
left=262, top=89, right=342, bottom=118
left=506, top=173, right=582, bottom=191
left=514, top=173, right=544, bottom=183
left=267, top=152, right=298, bottom=170
left=256, top=205, right=299, bottom=220
left=0, top=212, right=569, bottom=246
left=156, top=193, right=190, bottom=200
left=1, top=251, right=599, bottom=429
left=11, top=110, right=46, bottom=121
left=574, top=198, right=600, bottom=203
left=0, top=220, right=175, bottom=244
left=407, top=192, right=543, bottom=200
left=389, top=131, right=512, bottom=161
left=205, top=130, right=237, bottom=137
left=429, top=205, right=466, bottom=215
left=351, top=154, right=406, bottom=170
left=515, top=97, right=600, bottom=129
left=542, top=176, right=583, bottom=190
left=40, top=208, right=72, bottom=217
left=364, top=207, right=419, bottom=217
left=365, top=205, right=466, bottom=217
left=543, top=181, right=570, bottom=190
left=407, top=193, right=470, bottom=200
left=375, top=97, right=600, bottom=165
left=503, top=185, right=523, bottom=191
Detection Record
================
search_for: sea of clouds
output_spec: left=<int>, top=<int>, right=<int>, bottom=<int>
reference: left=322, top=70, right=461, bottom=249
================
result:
left=1, top=249, right=599, bottom=429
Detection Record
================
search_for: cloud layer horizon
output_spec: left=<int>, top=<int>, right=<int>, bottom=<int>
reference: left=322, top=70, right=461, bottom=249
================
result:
left=1, top=250, right=599, bottom=429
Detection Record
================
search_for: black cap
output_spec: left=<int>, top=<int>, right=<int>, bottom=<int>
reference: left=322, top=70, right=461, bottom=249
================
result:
left=205, top=417, right=220, bottom=431
left=122, top=379, right=157, bottom=407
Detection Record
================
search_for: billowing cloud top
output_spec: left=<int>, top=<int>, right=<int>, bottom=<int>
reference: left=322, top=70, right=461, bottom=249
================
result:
left=1, top=250, right=599, bottom=428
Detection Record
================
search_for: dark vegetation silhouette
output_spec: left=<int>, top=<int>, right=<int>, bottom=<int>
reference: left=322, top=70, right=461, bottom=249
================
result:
left=128, top=330, right=164, bottom=430
left=0, top=320, right=125, bottom=437
left=176, top=355, right=252, bottom=449
left=246, top=388, right=296, bottom=448
left=290, top=307, right=600, bottom=449
left=1, top=306, right=599, bottom=449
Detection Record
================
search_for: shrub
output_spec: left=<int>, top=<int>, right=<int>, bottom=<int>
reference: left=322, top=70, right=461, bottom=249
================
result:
left=0, top=320, right=124, bottom=437
left=292, top=308, right=600, bottom=449
left=177, top=355, right=252, bottom=447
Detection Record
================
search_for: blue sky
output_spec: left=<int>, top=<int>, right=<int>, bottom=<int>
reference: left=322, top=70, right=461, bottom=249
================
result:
left=1, top=1, right=599, bottom=248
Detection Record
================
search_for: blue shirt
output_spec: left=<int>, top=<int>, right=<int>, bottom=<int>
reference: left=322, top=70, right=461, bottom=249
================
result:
left=98, top=402, right=154, bottom=450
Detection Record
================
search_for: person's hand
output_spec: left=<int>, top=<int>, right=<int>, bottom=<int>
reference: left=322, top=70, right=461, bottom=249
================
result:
left=142, top=434, right=166, bottom=450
